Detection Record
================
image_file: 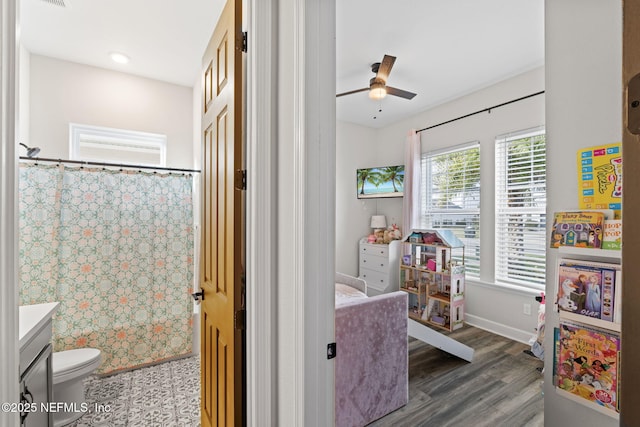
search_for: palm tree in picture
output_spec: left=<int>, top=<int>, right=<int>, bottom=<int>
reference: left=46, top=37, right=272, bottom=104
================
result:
left=379, top=166, right=405, bottom=193
left=357, top=168, right=381, bottom=195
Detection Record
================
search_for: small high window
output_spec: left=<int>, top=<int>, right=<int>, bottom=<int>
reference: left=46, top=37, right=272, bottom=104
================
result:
left=69, top=123, right=167, bottom=167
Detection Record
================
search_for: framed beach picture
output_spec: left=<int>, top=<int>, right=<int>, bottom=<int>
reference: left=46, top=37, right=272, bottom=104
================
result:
left=356, top=165, right=404, bottom=199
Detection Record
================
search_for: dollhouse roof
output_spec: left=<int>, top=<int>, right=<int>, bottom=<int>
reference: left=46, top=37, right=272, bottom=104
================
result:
left=404, top=229, right=465, bottom=248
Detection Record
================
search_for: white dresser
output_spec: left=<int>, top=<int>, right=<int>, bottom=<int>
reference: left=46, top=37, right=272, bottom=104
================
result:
left=358, top=238, right=400, bottom=296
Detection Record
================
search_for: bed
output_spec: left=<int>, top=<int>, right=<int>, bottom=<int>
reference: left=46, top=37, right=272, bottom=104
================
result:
left=335, top=272, right=408, bottom=427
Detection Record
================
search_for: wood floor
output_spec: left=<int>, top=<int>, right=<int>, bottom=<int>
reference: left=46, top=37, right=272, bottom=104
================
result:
left=369, top=326, right=544, bottom=427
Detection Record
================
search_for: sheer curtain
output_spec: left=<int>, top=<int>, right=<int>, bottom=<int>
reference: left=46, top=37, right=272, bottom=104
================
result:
left=19, top=164, right=195, bottom=374
left=402, top=129, right=422, bottom=235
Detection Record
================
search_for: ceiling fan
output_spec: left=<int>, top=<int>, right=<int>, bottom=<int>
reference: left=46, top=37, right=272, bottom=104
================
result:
left=336, top=54, right=417, bottom=101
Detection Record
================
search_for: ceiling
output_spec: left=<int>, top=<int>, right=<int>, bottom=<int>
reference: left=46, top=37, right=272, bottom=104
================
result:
left=20, top=0, right=544, bottom=129
left=20, top=0, right=225, bottom=87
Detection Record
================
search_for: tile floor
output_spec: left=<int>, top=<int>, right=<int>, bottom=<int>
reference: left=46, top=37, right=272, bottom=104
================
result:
left=69, top=356, right=200, bottom=427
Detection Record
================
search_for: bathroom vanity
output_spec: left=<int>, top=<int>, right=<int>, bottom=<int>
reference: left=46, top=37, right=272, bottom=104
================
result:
left=19, top=302, right=58, bottom=427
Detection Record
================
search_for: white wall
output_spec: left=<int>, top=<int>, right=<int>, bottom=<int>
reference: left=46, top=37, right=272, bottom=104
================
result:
left=336, top=67, right=545, bottom=342
left=19, top=45, right=29, bottom=146
left=28, top=54, right=194, bottom=169
left=544, top=1, right=621, bottom=425
left=335, top=121, right=382, bottom=276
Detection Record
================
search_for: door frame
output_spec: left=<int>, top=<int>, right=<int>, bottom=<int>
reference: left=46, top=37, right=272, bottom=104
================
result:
left=245, top=0, right=277, bottom=424
left=0, top=0, right=20, bottom=425
left=621, top=0, right=640, bottom=422
left=246, top=0, right=336, bottom=425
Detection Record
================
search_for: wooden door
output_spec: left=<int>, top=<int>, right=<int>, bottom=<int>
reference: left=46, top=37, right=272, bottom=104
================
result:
left=199, top=0, right=244, bottom=425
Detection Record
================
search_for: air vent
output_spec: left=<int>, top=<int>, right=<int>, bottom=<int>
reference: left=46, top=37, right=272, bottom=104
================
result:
left=40, top=0, right=66, bottom=7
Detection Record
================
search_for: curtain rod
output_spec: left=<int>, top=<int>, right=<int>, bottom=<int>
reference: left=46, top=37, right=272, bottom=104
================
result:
left=19, top=156, right=201, bottom=174
left=416, top=90, right=545, bottom=133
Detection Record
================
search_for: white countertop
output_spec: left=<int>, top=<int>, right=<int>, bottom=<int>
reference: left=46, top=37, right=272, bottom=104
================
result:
left=19, top=302, right=59, bottom=348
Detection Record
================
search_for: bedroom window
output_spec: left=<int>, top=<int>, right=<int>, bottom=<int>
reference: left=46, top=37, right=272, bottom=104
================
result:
left=495, top=126, right=546, bottom=290
left=421, top=142, right=481, bottom=277
left=70, top=123, right=167, bottom=167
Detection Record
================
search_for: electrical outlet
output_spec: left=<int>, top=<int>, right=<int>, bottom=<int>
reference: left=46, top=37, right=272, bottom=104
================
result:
left=523, top=303, right=532, bottom=316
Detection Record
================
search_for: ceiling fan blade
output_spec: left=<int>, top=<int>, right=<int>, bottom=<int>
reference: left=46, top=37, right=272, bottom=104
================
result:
left=376, top=55, right=396, bottom=83
left=336, top=88, right=369, bottom=98
left=386, top=86, right=417, bottom=100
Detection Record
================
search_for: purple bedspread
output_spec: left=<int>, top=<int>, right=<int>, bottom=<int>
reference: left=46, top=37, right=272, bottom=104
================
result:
left=335, top=288, right=408, bottom=427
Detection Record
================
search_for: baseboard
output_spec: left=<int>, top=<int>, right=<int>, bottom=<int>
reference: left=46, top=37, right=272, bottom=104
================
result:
left=465, top=314, right=533, bottom=345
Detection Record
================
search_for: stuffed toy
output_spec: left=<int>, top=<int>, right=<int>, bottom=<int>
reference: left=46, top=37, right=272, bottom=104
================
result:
left=389, top=224, right=402, bottom=240
left=383, top=224, right=402, bottom=244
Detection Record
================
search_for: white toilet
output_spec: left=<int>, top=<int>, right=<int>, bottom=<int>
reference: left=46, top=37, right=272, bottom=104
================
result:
left=52, top=348, right=102, bottom=426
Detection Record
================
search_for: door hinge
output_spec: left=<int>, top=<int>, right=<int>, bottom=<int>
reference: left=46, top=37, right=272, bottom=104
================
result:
left=327, top=342, right=336, bottom=359
left=235, top=169, right=247, bottom=190
left=242, top=31, right=248, bottom=53
left=234, top=309, right=246, bottom=330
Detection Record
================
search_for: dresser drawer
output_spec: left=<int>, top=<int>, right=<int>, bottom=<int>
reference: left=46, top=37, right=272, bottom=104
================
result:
left=359, top=253, right=388, bottom=273
left=359, top=268, right=388, bottom=290
left=359, top=243, right=389, bottom=258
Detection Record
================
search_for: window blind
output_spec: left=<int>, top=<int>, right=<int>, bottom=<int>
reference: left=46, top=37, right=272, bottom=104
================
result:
left=495, top=127, right=546, bottom=289
left=421, top=142, right=481, bottom=276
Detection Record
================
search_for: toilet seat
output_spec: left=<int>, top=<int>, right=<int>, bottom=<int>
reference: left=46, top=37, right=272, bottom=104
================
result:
left=53, top=348, right=101, bottom=384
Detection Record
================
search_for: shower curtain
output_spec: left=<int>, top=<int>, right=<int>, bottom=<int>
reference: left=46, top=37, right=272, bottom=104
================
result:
left=19, top=163, right=195, bottom=374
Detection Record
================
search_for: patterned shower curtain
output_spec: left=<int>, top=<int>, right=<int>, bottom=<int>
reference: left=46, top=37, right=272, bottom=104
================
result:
left=19, top=163, right=195, bottom=374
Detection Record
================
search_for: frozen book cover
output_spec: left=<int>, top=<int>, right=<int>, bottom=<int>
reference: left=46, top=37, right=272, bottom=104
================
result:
left=557, top=263, right=603, bottom=318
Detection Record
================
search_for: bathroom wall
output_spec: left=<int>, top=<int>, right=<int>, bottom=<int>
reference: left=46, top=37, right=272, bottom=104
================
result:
left=19, top=45, right=30, bottom=146
left=28, top=54, right=194, bottom=169
left=25, top=52, right=200, bottom=355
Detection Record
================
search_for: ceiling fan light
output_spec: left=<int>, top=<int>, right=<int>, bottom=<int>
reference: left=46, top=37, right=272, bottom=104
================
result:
left=369, top=82, right=387, bottom=100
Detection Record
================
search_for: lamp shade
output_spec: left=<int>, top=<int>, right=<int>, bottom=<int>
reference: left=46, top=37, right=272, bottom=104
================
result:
left=370, top=215, right=387, bottom=229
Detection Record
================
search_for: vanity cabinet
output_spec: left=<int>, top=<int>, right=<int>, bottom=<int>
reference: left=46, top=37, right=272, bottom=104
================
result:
left=20, top=344, right=53, bottom=426
left=19, top=302, right=58, bottom=427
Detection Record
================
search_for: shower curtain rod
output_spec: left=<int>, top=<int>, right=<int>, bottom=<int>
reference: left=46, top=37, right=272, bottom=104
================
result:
left=416, top=90, right=545, bottom=133
left=19, top=156, right=201, bottom=174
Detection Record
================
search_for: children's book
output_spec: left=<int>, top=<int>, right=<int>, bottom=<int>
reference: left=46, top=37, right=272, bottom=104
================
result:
left=550, top=211, right=605, bottom=249
left=556, top=259, right=618, bottom=322
left=602, top=219, right=622, bottom=250
left=577, top=143, right=622, bottom=217
left=554, top=320, right=620, bottom=413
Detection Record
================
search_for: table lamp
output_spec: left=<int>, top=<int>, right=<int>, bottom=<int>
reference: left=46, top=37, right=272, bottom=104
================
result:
left=370, top=215, right=387, bottom=231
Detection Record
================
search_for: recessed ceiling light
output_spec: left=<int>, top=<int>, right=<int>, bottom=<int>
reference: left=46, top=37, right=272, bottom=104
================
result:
left=110, top=52, right=130, bottom=64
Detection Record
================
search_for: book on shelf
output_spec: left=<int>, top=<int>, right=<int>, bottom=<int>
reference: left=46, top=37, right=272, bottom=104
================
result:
left=554, top=320, right=620, bottom=413
left=556, top=258, right=620, bottom=323
left=602, top=219, right=622, bottom=250
left=550, top=211, right=605, bottom=249
left=577, top=142, right=622, bottom=218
